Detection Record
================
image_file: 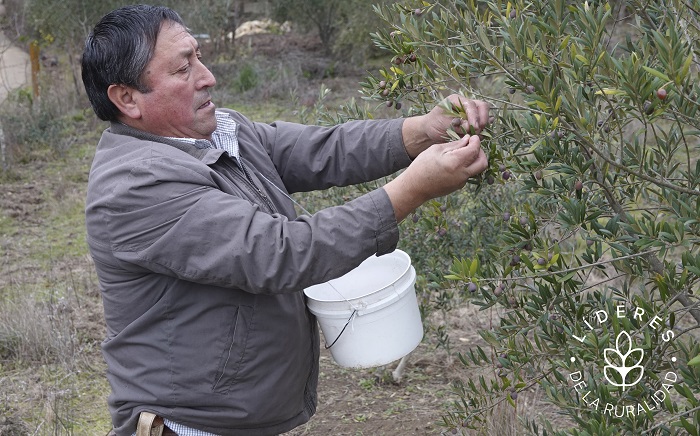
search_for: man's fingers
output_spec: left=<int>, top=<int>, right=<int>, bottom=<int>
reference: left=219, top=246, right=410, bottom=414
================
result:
left=439, top=133, right=472, bottom=152
left=443, top=135, right=484, bottom=167
left=464, top=148, right=489, bottom=178
left=445, top=94, right=492, bottom=134
left=463, top=100, right=481, bottom=131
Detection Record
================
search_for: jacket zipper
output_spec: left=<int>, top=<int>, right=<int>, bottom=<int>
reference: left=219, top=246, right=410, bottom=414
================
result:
left=225, top=159, right=277, bottom=214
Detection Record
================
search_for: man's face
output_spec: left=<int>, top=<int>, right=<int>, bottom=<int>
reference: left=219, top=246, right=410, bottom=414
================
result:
left=131, top=21, right=217, bottom=139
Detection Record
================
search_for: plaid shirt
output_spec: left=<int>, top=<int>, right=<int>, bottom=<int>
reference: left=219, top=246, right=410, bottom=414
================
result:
left=170, top=110, right=241, bottom=161
left=163, top=419, right=219, bottom=436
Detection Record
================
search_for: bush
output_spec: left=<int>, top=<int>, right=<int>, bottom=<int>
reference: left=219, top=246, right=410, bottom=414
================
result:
left=0, top=44, right=93, bottom=170
left=234, top=63, right=260, bottom=92
left=0, top=87, right=71, bottom=165
left=346, top=0, right=700, bottom=433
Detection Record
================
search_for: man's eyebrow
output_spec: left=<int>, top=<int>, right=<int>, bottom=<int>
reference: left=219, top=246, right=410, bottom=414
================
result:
left=180, top=42, right=200, bottom=58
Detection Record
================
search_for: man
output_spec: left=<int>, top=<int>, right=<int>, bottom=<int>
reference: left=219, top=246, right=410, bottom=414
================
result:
left=82, top=5, right=489, bottom=436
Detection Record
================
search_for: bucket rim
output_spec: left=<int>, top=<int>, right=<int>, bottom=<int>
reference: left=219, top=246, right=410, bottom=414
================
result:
left=303, top=249, right=412, bottom=304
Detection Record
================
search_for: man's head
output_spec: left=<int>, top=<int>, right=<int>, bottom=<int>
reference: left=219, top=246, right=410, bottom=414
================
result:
left=82, top=5, right=218, bottom=139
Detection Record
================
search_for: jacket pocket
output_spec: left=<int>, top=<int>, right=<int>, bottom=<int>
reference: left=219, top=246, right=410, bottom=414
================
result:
left=211, top=304, right=254, bottom=394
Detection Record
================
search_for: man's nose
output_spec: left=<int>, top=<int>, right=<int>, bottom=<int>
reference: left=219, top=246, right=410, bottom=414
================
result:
left=197, top=63, right=216, bottom=88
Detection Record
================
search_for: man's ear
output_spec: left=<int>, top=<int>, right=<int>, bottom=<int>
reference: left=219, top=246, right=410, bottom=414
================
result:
left=107, top=84, right=142, bottom=120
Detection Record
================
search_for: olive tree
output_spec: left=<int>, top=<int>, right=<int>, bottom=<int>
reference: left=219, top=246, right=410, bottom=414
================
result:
left=335, top=0, right=700, bottom=433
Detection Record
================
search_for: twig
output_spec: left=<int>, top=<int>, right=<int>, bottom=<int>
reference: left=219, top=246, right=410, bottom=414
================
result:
left=564, top=120, right=700, bottom=197
left=641, top=404, right=700, bottom=434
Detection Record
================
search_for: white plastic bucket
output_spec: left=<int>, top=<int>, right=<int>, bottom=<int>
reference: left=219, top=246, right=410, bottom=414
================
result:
left=304, top=249, right=423, bottom=368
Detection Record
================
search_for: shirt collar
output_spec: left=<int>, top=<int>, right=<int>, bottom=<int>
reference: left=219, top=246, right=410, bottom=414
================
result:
left=167, top=111, right=240, bottom=161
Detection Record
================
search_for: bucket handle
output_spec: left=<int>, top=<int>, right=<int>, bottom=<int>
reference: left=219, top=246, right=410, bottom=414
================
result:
left=322, top=279, right=362, bottom=349
left=324, top=309, right=358, bottom=349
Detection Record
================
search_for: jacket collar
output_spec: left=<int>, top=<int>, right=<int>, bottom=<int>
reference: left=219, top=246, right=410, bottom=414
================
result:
left=108, top=122, right=226, bottom=165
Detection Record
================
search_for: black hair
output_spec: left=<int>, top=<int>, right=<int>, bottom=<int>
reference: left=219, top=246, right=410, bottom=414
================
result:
left=81, top=5, right=186, bottom=121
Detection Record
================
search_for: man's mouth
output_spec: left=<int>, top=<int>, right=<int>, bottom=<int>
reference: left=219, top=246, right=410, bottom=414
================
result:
left=198, top=100, right=213, bottom=110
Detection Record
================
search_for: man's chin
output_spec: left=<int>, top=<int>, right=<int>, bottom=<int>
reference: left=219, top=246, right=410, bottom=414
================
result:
left=200, top=114, right=218, bottom=137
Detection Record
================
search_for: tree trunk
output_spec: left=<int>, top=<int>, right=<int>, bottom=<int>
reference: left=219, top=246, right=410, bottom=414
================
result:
left=67, top=39, right=81, bottom=98
left=1, top=124, right=7, bottom=172
left=226, top=0, right=245, bottom=58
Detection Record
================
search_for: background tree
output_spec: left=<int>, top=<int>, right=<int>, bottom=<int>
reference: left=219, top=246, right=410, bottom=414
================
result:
left=19, top=0, right=125, bottom=97
left=333, top=0, right=700, bottom=433
left=177, top=0, right=248, bottom=58
left=17, top=0, right=254, bottom=65
left=333, top=0, right=398, bottom=63
left=271, top=0, right=350, bottom=54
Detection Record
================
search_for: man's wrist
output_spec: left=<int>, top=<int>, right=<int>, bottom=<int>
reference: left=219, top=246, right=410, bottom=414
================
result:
left=401, top=115, right=432, bottom=159
left=383, top=173, right=428, bottom=223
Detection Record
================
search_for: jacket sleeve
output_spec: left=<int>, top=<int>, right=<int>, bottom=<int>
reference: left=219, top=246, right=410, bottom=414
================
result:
left=230, top=111, right=413, bottom=193
left=104, top=151, right=400, bottom=294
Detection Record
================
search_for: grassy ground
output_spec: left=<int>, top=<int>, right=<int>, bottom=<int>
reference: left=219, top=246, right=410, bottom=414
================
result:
left=0, top=134, right=112, bottom=433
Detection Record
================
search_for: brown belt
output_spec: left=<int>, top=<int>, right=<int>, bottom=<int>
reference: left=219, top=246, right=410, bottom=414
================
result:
left=136, top=412, right=177, bottom=436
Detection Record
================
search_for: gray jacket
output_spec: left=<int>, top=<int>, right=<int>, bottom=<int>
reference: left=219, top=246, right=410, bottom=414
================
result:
left=85, top=109, right=411, bottom=435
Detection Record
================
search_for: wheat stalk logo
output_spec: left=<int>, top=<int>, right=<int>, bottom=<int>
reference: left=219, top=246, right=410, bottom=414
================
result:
left=603, top=331, right=645, bottom=390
